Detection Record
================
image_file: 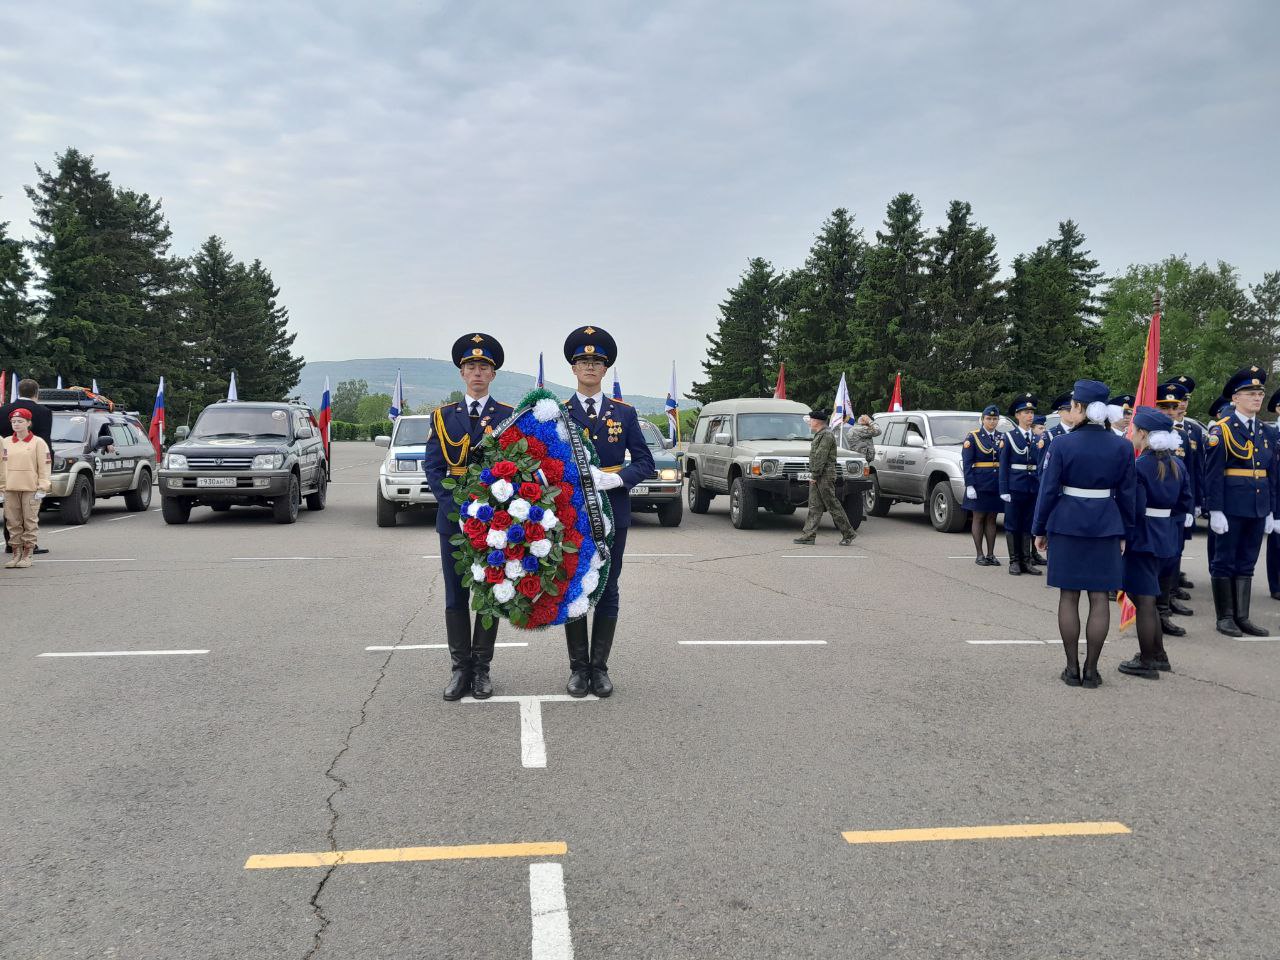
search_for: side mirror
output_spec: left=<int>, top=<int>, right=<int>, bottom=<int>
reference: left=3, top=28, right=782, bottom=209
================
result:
left=905, top=433, right=925, bottom=448
left=174, top=426, right=190, bottom=441
left=374, top=435, right=391, bottom=448
left=661, top=438, right=674, bottom=450
left=714, top=432, right=731, bottom=445
left=95, top=435, right=114, bottom=451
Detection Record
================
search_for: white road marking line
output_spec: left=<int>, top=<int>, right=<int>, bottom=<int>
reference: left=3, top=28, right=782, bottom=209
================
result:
left=529, top=862, right=574, bottom=960
left=37, top=558, right=136, bottom=563
left=1237, top=637, right=1280, bottom=642
left=628, top=553, right=694, bottom=557
left=679, top=640, right=828, bottom=646
left=38, top=649, right=209, bottom=658
left=461, top=694, right=597, bottom=768
left=420, top=555, right=440, bottom=559
left=965, top=639, right=1046, bottom=645
left=43, top=526, right=85, bottom=535
left=231, top=556, right=358, bottom=561
left=107, top=514, right=138, bottom=522
left=781, top=555, right=868, bottom=559
left=364, top=642, right=530, bottom=651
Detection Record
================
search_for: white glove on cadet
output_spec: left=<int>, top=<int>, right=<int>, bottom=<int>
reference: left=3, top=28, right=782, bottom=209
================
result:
left=590, top=466, right=623, bottom=491
left=1267, top=515, right=1277, bottom=536
left=1184, top=514, right=1194, bottom=528
left=966, top=486, right=977, bottom=500
left=1000, top=493, right=1011, bottom=503
left=1210, top=511, right=1229, bottom=535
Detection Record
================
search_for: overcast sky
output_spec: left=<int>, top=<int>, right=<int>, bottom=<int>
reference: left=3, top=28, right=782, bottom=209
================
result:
left=2, top=1, right=1277, bottom=396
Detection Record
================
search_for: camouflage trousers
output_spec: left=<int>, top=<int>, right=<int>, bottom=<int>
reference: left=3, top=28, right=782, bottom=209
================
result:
left=800, top=477, right=853, bottom=538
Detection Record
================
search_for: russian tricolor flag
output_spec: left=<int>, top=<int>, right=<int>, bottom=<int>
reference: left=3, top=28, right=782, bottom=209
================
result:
left=318, top=376, right=332, bottom=460
left=147, top=377, right=165, bottom=462
left=666, top=362, right=679, bottom=442
left=612, top=369, right=623, bottom=401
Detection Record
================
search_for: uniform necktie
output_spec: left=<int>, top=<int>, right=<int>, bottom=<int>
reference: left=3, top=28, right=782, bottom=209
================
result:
left=585, top=397, right=597, bottom=419
left=470, top=401, right=480, bottom=419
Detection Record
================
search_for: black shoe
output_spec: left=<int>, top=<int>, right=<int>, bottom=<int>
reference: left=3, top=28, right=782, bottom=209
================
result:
left=792, top=536, right=815, bottom=545
left=1160, top=616, right=1187, bottom=637
left=1169, top=597, right=1194, bottom=616
left=1179, top=573, right=1194, bottom=589
left=442, top=609, right=473, bottom=701
left=1272, top=592, right=1280, bottom=601
left=1172, top=587, right=1191, bottom=601
left=565, top=617, right=592, bottom=697
left=1232, top=577, right=1270, bottom=637
left=974, top=556, right=988, bottom=566
left=1211, top=577, right=1243, bottom=637
left=1118, top=655, right=1160, bottom=679
left=1005, top=533, right=1022, bottom=575
left=839, top=533, right=857, bottom=545
left=1021, top=536, right=1043, bottom=576
left=1152, top=653, right=1172, bottom=672
left=985, top=555, right=1001, bottom=566
left=589, top=613, right=617, bottom=698
left=1061, top=665, right=1082, bottom=687
left=1081, top=666, right=1102, bottom=688
left=470, top=614, right=498, bottom=699
left=32, top=547, right=49, bottom=555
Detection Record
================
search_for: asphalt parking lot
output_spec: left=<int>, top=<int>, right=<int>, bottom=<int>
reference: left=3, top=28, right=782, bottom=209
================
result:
left=2, top=441, right=1277, bottom=959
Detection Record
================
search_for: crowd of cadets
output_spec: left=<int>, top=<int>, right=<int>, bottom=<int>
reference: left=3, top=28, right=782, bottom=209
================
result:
left=960, top=368, right=1280, bottom=686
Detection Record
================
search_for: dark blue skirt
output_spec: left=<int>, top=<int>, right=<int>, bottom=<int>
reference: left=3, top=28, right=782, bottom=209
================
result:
left=1047, top=534, right=1123, bottom=591
left=1122, top=551, right=1161, bottom=597
left=963, top=491, right=1004, bottom=513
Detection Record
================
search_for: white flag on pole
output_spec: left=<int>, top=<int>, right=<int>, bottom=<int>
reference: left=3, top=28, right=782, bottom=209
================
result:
left=665, top=362, right=679, bottom=443
left=227, top=371, right=238, bottom=401
left=56, top=375, right=63, bottom=389
left=831, top=373, right=853, bottom=433
left=92, top=378, right=99, bottom=393
left=389, top=369, right=405, bottom=421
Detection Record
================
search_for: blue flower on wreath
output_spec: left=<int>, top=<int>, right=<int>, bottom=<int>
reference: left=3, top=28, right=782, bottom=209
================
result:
left=476, top=504, right=494, bottom=521
left=522, top=555, right=540, bottom=573
left=507, top=524, right=525, bottom=544
left=480, top=467, right=495, bottom=484
left=486, top=549, right=506, bottom=566
left=528, top=504, right=545, bottom=522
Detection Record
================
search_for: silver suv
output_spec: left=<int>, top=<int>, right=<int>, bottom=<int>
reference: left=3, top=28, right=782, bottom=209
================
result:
left=374, top=415, right=436, bottom=526
left=867, top=410, right=1012, bottom=533
left=684, top=398, right=871, bottom=530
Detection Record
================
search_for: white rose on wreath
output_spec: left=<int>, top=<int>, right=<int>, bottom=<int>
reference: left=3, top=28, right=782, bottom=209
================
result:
left=490, top=478, right=514, bottom=502
left=492, top=580, right=516, bottom=603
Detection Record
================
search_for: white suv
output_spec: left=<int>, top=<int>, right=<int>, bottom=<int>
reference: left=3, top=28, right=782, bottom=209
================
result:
left=374, top=415, right=435, bottom=526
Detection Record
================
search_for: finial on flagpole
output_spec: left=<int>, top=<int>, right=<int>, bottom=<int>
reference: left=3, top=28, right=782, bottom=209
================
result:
left=1153, top=290, right=1162, bottom=312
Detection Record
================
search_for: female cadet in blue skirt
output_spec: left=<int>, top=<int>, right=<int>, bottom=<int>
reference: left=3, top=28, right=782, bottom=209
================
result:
left=1032, top=380, right=1137, bottom=688
left=1117, top=407, right=1193, bottom=679
left=962, top=405, right=1004, bottom=566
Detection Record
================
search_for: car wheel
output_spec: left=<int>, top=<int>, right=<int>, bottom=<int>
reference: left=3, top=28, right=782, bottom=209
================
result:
left=59, top=475, right=94, bottom=525
left=376, top=486, right=398, bottom=527
left=864, top=474, right=891, bottom=517
left=306, top=472, right=328, bottom=511
left=161, top=496, right=191, bottom=525
left=687, top=469, right=712, bottom=514
left=124, top=469, right=152, bottom=511
left=729, top=476, right=758, bottom=529
left=929, top=480, right=967, bottom=533
left=657, top=497, right=683, bottom=527
left=210, top=503, right=232, bottom=512
left=272, top=474, right=301, bottom=524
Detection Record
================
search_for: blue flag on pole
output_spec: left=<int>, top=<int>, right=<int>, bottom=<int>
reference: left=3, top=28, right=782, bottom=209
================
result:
left=536, top=352, right=545, bottom=389
left=389, top=369, right=404, bottom=421
left=612, top=369, right=623, bottom=401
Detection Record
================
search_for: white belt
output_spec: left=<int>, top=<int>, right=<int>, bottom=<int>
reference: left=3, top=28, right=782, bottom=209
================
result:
left=1063, top=486, right=1110, bottom=499
left=1011, top=464, right=1036, bottom=471
left=1144, top=507, right=1172, bottom=518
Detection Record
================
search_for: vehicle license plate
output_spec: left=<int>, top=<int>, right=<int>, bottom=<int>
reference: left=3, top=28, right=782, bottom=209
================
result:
left=630, top=485, right=649, bottom=496
left=797, top=472, right=812, bottom=482
left=196, top=477, right=237, bottom=487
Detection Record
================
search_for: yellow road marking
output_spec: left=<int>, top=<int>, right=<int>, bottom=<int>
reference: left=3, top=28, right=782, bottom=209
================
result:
left=842, top=821, right=1130, bottom=844
left=244, top=841, right=567, bottom=870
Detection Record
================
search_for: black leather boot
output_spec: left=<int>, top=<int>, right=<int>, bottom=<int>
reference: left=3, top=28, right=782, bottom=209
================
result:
left=1233, top=577, right=1270, bottom=637
left=1006, top=533, right=1023, bottom=575
left=1029, top=538, right=1047, bottom=566
left=1157, top=576, right=1187, bottom=636
left=589, top=614, right=617, bottom=698
left=1021, top=535, right=1042, bottom=576
left=470, top=614, right=498, bottom=699
left=1212, top=577, right=1243, bottom=637
left=565, top=617, right=591, bottom=697
left=442, top=609, right=473, bottom=701
left=1169, top=595, right=1194, bottom=616
left=1179, top=571, right=1194, bottom=590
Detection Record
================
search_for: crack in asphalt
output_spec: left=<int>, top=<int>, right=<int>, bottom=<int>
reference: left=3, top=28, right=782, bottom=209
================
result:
left=1175, top=671, right=1277, bottom=703
left=302, top=589, right=433, bottom=960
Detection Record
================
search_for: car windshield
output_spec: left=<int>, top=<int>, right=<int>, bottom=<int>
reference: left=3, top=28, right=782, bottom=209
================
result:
left=52, top=414, right=88, bottom=443
left=638, top=421, right=665, bottom=448
left=736, top=413, right=809, bottom=442
left=929, top=415, right=1015, bottom=444
left=393, top=419, right=431, bottom=446
left=191, top=408, right=290, bottom=439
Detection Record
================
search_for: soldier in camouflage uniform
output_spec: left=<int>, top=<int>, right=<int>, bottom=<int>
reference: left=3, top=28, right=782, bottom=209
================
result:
left=793, top=408, right=857, bottom=546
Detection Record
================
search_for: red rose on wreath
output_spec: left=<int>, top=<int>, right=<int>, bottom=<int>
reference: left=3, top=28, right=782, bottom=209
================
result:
left=565, top=528, right=584, bottom=547
left=463, top=518, right=486, bottom=538
left=525, top=438, right=547, bottom=459
left=540, top=460, right=564, bottom=483
left=492, top=460, right=518, bottom=479
left=469, top=533, right=489, bottom=550
left=517, top=577, right=542, bottom=599
left=561, top=552, right=579, bottom=577
left=498, top=428, right=521, bottom=449
left=484, top=567, right=505, bottom=584
left=490, top=510, right=512, bottom=531
left=525, top=525, right=546, bottom=543
left=519, top=481, right=542, bottom=501
left=504, top=544, right=525, bottom=560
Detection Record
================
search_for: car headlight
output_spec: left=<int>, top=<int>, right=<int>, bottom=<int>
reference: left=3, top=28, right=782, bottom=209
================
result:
left=659, top=467, right=679, bottom=481
left=393, top=458, right=421, bottom=473
left=53, top=455, right=76, bottom=472
left=759, top=458, right=779, bottom=477
left=165, top=453, right=188, bottom=470
left=251, top=453, right=285, bottom=470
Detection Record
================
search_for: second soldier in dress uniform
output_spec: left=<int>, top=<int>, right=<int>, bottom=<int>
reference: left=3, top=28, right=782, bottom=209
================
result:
left=1153, top=379, right=1200, bottom=634
left=999, top=393, right=1044, bottom=576
left=423, top=334, right=515, bottom=700
left=1047, top=393, right=1073, bottom=440
left=561, top=326, right=655, bottom=698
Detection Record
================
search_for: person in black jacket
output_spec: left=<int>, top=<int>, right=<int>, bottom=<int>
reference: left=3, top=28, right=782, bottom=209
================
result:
left=1, top=379, right=53, bottom=555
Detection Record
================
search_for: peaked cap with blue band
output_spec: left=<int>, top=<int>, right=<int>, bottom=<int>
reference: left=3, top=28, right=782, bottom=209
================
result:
left=1132, top=406, right=1173, bottom=433
left=1108, top=394, right=1135, bottom=411
left=1008, top=392, right=1037, bottom=417
left=1174, top=374, right=1196, bottom=394
left=1052, top=392, right=1072, bottom=412
left=1033, top=414, right=1047, bottom=426
left=1269, top=388, right=1280, bottom=413
left=1155, top=381, right=1188, bottom=404
left=451, top=332, right=504, bottom=369
left=1223, top=365, right=1267, bottom=396
left=564, top=325, right=618, bottom=367
left=1073, top=379, right=1109, bottom=405
left=982, top=404, right=1000, bottom=417
left=1208, top=395, right=1233, bottom=420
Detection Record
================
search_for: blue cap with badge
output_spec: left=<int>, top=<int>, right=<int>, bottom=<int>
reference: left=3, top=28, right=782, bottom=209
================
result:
left=1223, top=365, right=1267, bottom=396
left=1132, top=406, right=1173, bottom=433
left=1073, top=380, right=1109, bottom=405
left=1208, top=395, right=1233, bottom=421
left=451, top=332, right=504, bottom=369
left=1155, top=381, right=1188, bottom=405
left=982, top=404, right=1000, bottom=417
left=1008, top=393, right=1037, bottom=416
left=563, top=326, right=617, bottom=367
left=1108, top=394, right=1135, bottom=411
left=1052, top=392, right=1072, bottom=412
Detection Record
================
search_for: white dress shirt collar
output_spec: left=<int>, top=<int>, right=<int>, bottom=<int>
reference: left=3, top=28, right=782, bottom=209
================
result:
left=1235, top=410, right=1255, bottom=431
left=576, top=390, right=606, bottom=408
left=463, top=394, right=490, bottom=413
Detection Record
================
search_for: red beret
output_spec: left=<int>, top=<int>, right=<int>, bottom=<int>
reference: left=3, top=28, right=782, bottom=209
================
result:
left=9, top=407, right=32, bottom=420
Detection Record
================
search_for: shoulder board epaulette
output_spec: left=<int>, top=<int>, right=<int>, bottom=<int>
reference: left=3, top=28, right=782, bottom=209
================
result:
left=610, top=397, right=631, bottom=407
left=561, top=399, right=572, bottom=407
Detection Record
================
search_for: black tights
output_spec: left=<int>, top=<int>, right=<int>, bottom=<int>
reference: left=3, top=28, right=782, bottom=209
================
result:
left=1057, top=590, right=1109, bottom=670
left=971, top=511, right=997, bottom=557
left=1134, top=594, right=1163, bottom=660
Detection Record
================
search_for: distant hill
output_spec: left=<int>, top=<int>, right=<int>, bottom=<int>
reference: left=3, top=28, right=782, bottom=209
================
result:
left=297, top=358, right=668, bottom=415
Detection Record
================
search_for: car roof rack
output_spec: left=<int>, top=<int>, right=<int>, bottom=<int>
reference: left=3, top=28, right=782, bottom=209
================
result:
left=38, top=387, right=115, bottom=412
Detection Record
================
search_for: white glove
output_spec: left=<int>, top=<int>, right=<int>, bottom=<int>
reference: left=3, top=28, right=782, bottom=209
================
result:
left=1184, top=514, right=1194, bottom=528
left=1000, top=493, right=1011, bottom=503
left=965, top=486, right=977, bottom=500
left=1209, top=511, right=1229, bottom=535
left=33, top=491, right=46, bottom=501
left=590, top=466, right=623, bottom=491
left=1268, top=515, right=1277, bottom=536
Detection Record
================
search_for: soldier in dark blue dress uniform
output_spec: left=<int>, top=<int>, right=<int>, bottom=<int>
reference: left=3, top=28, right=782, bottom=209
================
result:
left=1169, top=375, right=1204, bottom=592
left=1032, top=380, right=1137, bottom=688
left=961, top=405, right=1004, bottom=566
left=1152, top=380, right=1200, bottom=633
left=1204, top=366, right=1273, bottom=637
left=1047, top=393, right=1072, bottom=440
left=999, top=393, right=1045, bottom=577
left=561, top=325, right=655, bottom=698
left=1118, top=407, right=1193, bottom=679
left=423, top=334, right=515, bottom=700
left=1265, top=387, right=1280, bottom=601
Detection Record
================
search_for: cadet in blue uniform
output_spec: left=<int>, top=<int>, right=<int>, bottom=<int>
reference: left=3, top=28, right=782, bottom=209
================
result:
left=1118, top=408, right=1193, bottom=679
left=1264, top=388, right=1280, bottom=601
left=1204, top=366, right=1273, bottom=637
left=1203, top=393, right=1233, bottom=574
left=1153, top=380, right=1199, bottom=632
left=423, top=334, right=515, bottom=700
left=999, top=393, right=1044, bottom=577
left=961, top=405, right=1004, bottom=566
left=561, top=325, right=655, bottom=698
left=1032, top=380, right=1137, bottom=688
left=1047, top=393, right=1072, bottom=440
left=1169, top=375, right=1204, bottom=593
left=1108, top=394, right=1134, bottom=437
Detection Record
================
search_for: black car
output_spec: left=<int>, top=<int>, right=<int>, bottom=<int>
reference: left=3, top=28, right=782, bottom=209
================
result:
left=157, top=401, right=328, bottom=524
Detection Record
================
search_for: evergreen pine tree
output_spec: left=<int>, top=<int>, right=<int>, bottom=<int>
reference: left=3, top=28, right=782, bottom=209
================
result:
left=0, top=202, right=36, bottom=372
left=1249, top=271, right=1280, bottom=380
left=689, top=257, right=780, bottom=403
left=245, top=259, right=304, bottom=400
left=1003, top=245, right=1085, bottom=401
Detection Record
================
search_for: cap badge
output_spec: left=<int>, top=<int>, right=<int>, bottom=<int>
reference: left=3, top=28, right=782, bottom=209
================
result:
left=584, top=326, right=596, bottom=335
left=471, top=334, right=485, bottom=343
left=472, top=348, right=483, bottom=357
left=584, top=345, right=596, bottom=354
